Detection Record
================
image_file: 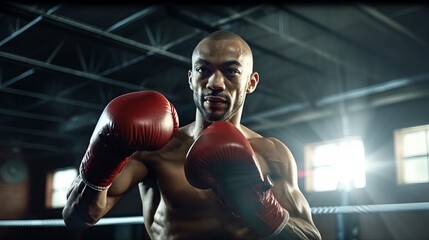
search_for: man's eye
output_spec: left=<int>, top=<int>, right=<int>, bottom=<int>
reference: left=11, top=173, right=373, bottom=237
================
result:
left=196, top=67, right=211, bottom=75
left=225, top=69, right=240, bottom=76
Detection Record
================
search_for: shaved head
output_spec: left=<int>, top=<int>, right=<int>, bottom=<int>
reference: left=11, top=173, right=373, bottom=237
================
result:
left=192, top=30, right=254, bottom=70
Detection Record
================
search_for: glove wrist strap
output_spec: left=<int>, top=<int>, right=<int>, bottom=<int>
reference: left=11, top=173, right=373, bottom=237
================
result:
left=79, top=166, right=111, bottom=191
left=260, top=209, right=289, bottom=240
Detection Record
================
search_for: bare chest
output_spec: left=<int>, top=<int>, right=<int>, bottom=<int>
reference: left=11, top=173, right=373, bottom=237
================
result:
left=139, top=150, right=256, bottom=239
left=145, top=142, right=222, bottom=210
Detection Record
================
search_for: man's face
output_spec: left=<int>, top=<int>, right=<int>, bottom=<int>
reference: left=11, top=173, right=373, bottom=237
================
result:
left=188, top=38, right=258, bottom=122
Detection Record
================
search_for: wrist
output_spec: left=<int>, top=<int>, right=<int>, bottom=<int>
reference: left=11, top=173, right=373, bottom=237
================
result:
left=79, top=170, right=111, bottom=191
left=79, top=157, right=128, bottom=191
left=218, top=186, right=289, bottom=238
left=259, top=209, right=289, bottom=239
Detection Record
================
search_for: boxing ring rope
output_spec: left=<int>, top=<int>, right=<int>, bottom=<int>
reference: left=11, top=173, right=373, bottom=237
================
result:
left=1, top=202, right=429, bottom=227
left=0, top=216, right=144, bottom=227
left=310, top=201, right=429, bottom=215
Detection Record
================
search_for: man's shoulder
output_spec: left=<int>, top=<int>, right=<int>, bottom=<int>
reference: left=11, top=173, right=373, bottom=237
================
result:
left=241, top=125, right=285, bottom=146
left=240, top=124, right=263, bottom=139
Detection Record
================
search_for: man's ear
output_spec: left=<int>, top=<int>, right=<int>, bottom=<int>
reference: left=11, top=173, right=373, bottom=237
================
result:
left=246, top=72, right=259, bottom=93
left=188, top=70, right=194, bottom=90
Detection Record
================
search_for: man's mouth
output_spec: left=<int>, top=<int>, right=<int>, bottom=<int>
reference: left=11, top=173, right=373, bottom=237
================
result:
left=204, top=96, right=227, bottom=103
left=204, top=96, right=228, bottom=109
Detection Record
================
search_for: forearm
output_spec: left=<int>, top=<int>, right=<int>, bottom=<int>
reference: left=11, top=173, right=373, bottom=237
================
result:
left=62, top=175, right=109, bottom=230
left=218, top=188, right=320, bottom=240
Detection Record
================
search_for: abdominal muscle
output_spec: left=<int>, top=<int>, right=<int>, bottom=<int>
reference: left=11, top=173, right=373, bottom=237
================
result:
left=139, top=183, right=257, bottom=240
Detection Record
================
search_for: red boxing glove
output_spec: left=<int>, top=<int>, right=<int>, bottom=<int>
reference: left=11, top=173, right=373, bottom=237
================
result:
left=185, top=121, right=289, bottom=238
left=80, top=90, right=179, bottom=191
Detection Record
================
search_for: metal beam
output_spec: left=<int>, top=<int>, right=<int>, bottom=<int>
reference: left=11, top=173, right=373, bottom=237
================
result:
left=278, top=5, right=375, bottom=57
left=0, top=51, right=145, bottom=91
left=22, top=81, right=90, bottom=111
left=0, top=16, right=42, bottom=47
left=0, top=4, right=62, bottom=48
left=0, top=140, right=62, bottom=152
left=0, top=86, right=103, bottom=110
left=0, top=32, right=198, bottom=115
left=357, top=3, right=429, bottom=51
left=228, top=9, right=360, bottom=73
left=250, top=86, right=429, bottom=132
left=17, top=31, right=195, bottom=111
left=0, top=107, right=64, bottom=122
left=277, top=5, right=405, bottom=78
left=316, top=72, right=429, bottom=107
left=242, top=102, right=309, bottom=124
left=2, top=2, right=190, bottom=65
left=245, top=72, right=429, bottom=131
left=105, top=6, right=160, bottom=33
left=168, top=6, right=322, bottom=73
left=1, top=69, right=34, bottom=87
left=0, top=125, right=82, bottom=140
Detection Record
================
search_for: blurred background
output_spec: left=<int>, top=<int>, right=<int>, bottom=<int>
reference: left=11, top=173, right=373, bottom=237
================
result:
left=1, top=2, right=429, bottom=239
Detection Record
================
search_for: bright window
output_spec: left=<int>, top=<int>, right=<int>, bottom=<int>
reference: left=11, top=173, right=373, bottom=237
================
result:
left=45, top=167, right=77, bottom=208
left=305, top=137, right=366, bottom=192
left=395, top=124, right=429, bottom=184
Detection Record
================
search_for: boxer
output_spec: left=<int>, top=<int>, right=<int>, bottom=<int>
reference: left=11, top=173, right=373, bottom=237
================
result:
left=63, top=30, right=321, bottom=239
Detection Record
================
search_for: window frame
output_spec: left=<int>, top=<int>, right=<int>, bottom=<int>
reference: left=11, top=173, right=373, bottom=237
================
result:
left=305, top=136, right=366, bottom=192
left=45, top=167, right=77, bottom=209
left=395, top=124, right=429, bottom=185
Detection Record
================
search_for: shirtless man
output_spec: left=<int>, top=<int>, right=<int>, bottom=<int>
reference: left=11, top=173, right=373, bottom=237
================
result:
left=62, top=30, right=321, bottom=240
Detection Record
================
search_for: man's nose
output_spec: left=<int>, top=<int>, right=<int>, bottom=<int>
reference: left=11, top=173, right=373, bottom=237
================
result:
left=207, top=70, right=225, bottom=90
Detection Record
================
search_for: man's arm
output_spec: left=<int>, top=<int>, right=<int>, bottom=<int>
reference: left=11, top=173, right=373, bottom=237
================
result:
left=62, top=157, right=147, bottom=230
left=267, top=137, right=321, bottom=239
left=185, top=121, right=288, bottom=239
left=185, top=121, right=321, bottom=239
left=62, top=90, right=179, bottom=230
left=62, top=174, right=110, bottom=230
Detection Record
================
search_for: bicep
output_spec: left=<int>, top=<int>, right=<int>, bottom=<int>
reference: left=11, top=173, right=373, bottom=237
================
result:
left=269, top=139, right=313, bottom=220
left=264, top=138, right=321, bottom=239
left=106, top=155, right=148, bottom=206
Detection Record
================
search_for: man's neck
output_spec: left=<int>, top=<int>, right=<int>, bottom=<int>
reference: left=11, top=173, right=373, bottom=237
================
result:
left=192, top=112, right=243, bottom=139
